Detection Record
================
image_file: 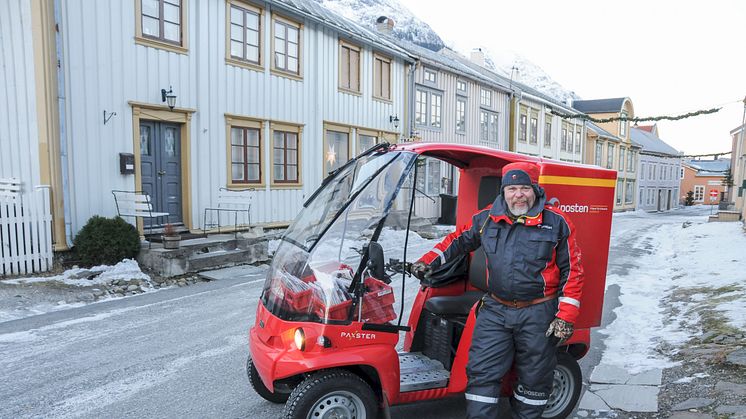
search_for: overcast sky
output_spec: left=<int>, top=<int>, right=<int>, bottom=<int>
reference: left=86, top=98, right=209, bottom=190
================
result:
left=398, top=0, right=746, bottom=156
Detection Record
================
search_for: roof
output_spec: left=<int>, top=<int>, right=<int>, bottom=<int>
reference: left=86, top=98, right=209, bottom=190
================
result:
left=637, top=125, right=654, bottom=133
left=572, top=98, right=628, bottom=114
left=270, top=0, right=414, bottom=62
left=630, top=127, right=680, bottom=157
left=586, top=122, right=618, bottom=141
left=683, top=158, right=731, bottom=176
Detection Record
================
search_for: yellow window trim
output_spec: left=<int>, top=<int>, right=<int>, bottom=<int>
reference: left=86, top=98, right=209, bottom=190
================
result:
left=323, top=122, right=353, bottom=175
left=134, top=0, right=189, bottom=54
left=226, top=114, right=265, bottom=188
left=270, top=121, right=303, bottom=188
left=373, top=53, right=392, bottom=101
left=225, top=0, right=264, bottom=70
left=539, top=175, right=617, bottom=188
left=270, top=12, right=303, bottom=79
left=338, top=39, right=361, bottom=93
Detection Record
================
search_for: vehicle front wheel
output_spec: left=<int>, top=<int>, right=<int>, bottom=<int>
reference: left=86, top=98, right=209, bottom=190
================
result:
left=247, top=357, right=291, bottom=404
left=542, top=351, right=582, bottom=419
left=283, top=369, right=378, bottom=419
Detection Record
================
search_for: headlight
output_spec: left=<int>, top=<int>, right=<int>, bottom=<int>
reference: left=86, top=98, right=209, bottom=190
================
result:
left=294, top=328, right=306, bottom=351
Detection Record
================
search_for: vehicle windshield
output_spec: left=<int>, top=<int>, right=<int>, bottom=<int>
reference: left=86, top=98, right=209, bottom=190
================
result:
left=261, top=150, right=416, bottom=323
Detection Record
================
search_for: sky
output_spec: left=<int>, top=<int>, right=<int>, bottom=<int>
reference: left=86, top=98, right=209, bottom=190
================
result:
left=397, top=0, right=746, bottom=156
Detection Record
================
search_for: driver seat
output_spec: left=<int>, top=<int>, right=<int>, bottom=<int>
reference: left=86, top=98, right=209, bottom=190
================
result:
left=423, top=247, right=488, bottom=316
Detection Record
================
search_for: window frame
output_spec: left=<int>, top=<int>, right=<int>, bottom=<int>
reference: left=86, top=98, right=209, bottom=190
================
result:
left=595, top=141, right=603, bottom=166
left=574, top=129, right=581, bottom=153
left=619, top=147, right=626, bottom=172
left=415, top=87, right=443, bottom=130
left=225, top=0, right=263, bottom=71
left=373, top=54, right=392, bottom=102
left=480, top=88, right=492, bottom=107
left=271, top=13, right=303, bottom=79
left=620, top=110, right=628, bottom=137
left=544, top=117, right=552, bottom=147
left=607, top=143, right=615, bottom=169
left=625, top=180, right=634, bottom=204
left=456, top=79, right=467, bottom=94
left=357, top=128, right=380, bottom=155
left=338, top=39, right=361, bottom=94
left=479, top=109, right=499, bottom=146
left=323, top=123, right=352, bottom=176
left=694, top=185, right=704, bottom=201
left=135, top=0, right=189, bottom=53
left=529, top=111, right=538, bottom=145
left=616, top=179, right=623, bottom=205
left=226, top=114, right=264, bottom=188
left=456, top=96, right=467, bottom=134
left=270, top=122, right=303, bottom=188
left=519, top=111, right=528, bottom=143
left=423, top=68, right=437, bottom=85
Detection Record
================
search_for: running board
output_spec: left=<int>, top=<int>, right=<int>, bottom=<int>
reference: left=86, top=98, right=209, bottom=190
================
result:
left=398, top=352, right=450, bottom=392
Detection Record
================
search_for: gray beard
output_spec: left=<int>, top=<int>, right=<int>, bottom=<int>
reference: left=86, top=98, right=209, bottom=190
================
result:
left=508, top=206, right=529, bottom=217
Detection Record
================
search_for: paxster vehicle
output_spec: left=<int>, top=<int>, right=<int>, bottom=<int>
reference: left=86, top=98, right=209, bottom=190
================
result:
left=248, top=142, right=616, bottom=419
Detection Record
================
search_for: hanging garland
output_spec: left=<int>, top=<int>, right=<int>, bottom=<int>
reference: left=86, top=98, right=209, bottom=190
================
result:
left=550, top=107, right=722, bottom=123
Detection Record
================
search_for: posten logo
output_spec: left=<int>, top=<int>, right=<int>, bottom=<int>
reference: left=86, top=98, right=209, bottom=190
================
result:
left=547, top=197, right=590, bottom=214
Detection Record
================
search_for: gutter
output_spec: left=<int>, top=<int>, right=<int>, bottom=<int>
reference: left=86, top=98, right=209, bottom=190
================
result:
left=54, top=0, right=73, bottom=248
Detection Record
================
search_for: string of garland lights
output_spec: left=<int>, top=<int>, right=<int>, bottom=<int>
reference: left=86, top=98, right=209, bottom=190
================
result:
left=679, top=151, right=731, bottom=158
left=549, top=107, right=722, bottom=123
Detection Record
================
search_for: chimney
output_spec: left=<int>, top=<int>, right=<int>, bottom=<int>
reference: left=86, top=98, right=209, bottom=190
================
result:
left=470, top=48, right=485, bottom=67
left=376, top=16, right=394, bottom=34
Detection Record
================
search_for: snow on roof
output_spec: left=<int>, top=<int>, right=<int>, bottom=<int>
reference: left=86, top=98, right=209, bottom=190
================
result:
left=684, top=158, right=731, bottom=176
left=630, top=127, right=681, bottom=157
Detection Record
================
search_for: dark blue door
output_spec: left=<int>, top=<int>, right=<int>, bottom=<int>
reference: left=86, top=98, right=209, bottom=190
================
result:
left=140, top=121, right=183, bottom=229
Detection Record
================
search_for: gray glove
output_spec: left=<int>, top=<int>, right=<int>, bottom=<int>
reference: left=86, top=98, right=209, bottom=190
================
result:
left=409, top=261, right=432, bottom=280
left=545, top=317, right=574, bottom=346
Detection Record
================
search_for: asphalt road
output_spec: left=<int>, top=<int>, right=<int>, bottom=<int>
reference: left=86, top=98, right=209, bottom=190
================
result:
left=0, top=207, right=711, bottom=419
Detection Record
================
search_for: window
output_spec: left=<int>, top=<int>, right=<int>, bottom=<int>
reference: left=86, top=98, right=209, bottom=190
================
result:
left=228, top=2, right=261, bottom=66
left=530, top=116, right=538, bottom=145
left=641, top=163, right=646, bottom=180
left=357, top=133, right=377, bottom=155
left=616, top=179, right=623, bottom=205
left=272, top=125, right=301, bottom=185
left=607, top=143, right=615, bottom=169
left=639, top=188, right=644, bottom=205
left=373, top=54, right=392, bottom=100
left=595, top=141, right=602, bottom=166
left=137, top=0, right=186, bottom=50
left=627, top=149, right=634, bottom=172
left=574, top=130, right=581, bottom=153
left=324, top=128, right=350, bottom=174
left=680, top=167, right=685, bottom=179
left=480, top=88, right=492, bottom=107
left=457, top=80, right=467, bottom=93
left=424, top=68, right=437, bottom=84
left=427, top=159, right=441, bottom=195
left=561, top=127, right=568, bottom=151
left=339, top=41, right=360, bottom=92
left=456, top=97, right=466, bottom=133
left=519, top=110, right=528, bottom=143
left=625, top=180, right=634, bottom=204
left=567, top=127, right=574, bottom=152
left=272, top=16, right=301, bottom=76
left=228, top=120, right=262, bottom=186
left=619, top=147, right=625, bottom=172
left=544, top=119, right=552, bottom=147
left=480, top=110, right=499, bottom=146
left=694, top=185, right=704, bottom=201
left=620, top=111, right=628, bottom=137
left=415, top=89, right=442, bottom=129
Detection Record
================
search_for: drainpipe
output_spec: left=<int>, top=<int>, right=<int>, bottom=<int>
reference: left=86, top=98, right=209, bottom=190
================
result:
left=406, top=61, right=417, bottom=140
left=54, top=0, right=73, bottom=247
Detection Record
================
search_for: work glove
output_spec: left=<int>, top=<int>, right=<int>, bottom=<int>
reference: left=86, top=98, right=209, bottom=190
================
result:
left=545, top=317, right=574, bottom=346
left=409, top=261, right=432, bottom=280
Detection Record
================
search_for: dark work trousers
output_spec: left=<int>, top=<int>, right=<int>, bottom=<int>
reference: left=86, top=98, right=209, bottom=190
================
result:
left=465, top=297, right=558, bottom=419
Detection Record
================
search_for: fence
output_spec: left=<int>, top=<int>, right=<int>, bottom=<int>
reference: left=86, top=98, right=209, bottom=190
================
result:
left=0, top=184, right=54, bottom=276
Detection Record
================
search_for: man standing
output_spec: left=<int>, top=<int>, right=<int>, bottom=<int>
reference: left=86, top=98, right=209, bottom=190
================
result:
left=411, top=162, right=584, bottom=419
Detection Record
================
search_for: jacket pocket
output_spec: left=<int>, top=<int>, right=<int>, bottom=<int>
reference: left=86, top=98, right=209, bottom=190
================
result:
left=482, top=227, right=500, bottom=254
left=527, top=230, right=557, bottom=261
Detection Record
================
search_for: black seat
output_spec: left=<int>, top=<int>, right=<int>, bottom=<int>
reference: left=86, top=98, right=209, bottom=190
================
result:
left=424, top=290, right=484, bottom=316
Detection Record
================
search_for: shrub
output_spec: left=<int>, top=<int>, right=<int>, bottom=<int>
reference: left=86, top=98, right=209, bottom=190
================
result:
left=73, top=216, right=141, bottom=266
left=685, top=191, right=695, bottom=206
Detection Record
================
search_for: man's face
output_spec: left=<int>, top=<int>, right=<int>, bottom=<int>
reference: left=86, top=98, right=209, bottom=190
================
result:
left=504, top=184, right=536, bottom=216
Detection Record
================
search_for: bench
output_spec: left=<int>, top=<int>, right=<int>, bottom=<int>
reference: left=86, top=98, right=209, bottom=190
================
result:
left=0, top=178, right=21, bottom=202
left=203, top=187, right=254, bottom=235
left=112, top=190, right=169, bottom=243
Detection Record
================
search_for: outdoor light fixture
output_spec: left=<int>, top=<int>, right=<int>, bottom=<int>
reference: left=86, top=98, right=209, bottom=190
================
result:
left=161, top=86, right=176, bottom=110
left=389, top=115, right=400, bottom=129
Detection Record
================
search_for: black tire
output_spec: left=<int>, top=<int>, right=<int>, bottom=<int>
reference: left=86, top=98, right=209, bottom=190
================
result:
left=247, top=356, right=291, bottom=404
left=542, top=351, right=582, bottom=419
left=283, top=369, right=378, bottom=419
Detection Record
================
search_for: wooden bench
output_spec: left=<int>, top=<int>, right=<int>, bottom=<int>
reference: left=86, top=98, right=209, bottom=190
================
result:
left=0, top=178, right=21, bottom=202
left=112, top=190, right=169, bottom=242
left=203, top=187, right=254, bottom=235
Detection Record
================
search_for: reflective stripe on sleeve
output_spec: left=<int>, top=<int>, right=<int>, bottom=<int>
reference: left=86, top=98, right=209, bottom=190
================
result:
left=513, top=393, right=548, bottom=406
left=465, top=393, right=499, bottom=404
left=559, top=296, right=580, bottom=308
left=432, top=247, right=446, bottom=265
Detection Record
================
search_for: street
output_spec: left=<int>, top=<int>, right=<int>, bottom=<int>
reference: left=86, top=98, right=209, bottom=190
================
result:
left=0, top=206, right=737, bottom=418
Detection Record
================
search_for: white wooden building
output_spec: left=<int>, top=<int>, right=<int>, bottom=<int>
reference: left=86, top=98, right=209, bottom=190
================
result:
left=3, top=0, right=414, bottom=250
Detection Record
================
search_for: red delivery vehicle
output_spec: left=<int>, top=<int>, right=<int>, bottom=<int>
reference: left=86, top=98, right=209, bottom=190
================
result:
left=248, top=142, right=616, bottom=419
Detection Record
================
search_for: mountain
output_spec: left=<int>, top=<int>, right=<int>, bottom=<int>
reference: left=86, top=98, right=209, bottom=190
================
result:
left=314, top=0, right=578, bottom=104
left=314, top=0, right=445, bottom=51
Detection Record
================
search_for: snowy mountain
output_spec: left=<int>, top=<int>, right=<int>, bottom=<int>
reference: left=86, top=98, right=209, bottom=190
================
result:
left=314, top=0, right=578, bottom=104
left=314, top=0, right=445, bottom=51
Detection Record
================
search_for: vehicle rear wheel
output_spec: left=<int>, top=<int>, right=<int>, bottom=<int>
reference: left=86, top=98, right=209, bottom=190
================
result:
left=283, top=369, right=377, bottom=419
left=247, top=356, right=291, bottom=404
left=542, top=351, right=582, bottom=419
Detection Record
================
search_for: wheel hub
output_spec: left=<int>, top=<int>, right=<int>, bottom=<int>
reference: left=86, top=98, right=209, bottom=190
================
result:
left=309, top=391, right=364, bottom=419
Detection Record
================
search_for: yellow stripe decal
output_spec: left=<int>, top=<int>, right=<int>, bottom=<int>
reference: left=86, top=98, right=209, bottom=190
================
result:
left=539, top=175, right=616, bottom=188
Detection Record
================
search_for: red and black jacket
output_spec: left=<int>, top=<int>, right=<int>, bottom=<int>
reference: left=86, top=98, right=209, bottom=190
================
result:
left=418, top=190, right=584, bottom=324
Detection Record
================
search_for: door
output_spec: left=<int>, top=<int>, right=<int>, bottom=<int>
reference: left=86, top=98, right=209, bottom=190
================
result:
left=140, top=121, right=183, bottom=228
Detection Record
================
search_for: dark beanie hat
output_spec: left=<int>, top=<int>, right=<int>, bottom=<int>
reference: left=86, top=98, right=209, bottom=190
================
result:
left=501, top=162, right=540, bottom=187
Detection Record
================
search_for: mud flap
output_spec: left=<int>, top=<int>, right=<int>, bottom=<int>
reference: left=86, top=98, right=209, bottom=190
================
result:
left=378, top=392, right=392, bottom=419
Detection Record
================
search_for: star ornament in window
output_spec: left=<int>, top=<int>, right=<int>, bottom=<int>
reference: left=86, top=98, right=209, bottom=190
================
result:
left=326, top=144, right=337, bottom=167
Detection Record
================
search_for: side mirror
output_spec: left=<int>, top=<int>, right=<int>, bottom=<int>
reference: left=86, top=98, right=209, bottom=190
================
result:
left=366, top=241, right=386, bottom=282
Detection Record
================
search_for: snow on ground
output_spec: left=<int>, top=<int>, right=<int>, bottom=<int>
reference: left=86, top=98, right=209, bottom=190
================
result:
left=599, top=206, right=746, bottom=374
left=3, top=259, right=150, bottom=287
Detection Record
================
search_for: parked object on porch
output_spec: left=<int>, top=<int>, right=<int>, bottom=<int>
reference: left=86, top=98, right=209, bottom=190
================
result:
left=202, top=187, right=254, bottom=236
left=111, top=190, right=169, bottom=240
left=162, top=223, right=181, bottom=249
left=73, top=216, right=140, bottom=267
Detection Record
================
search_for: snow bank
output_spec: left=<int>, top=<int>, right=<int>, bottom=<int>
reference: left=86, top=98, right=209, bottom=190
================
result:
left=4, top=259, right=150, bottom=287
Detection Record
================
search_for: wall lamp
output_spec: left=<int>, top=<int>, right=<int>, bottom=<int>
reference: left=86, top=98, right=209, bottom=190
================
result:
left=161, top=86, right=176, bottom=110
left=389, top=115, right=400, bottom=129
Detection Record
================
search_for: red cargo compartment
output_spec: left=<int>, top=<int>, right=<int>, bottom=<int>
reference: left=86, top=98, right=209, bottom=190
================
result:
left=277, top=280, right=315, bottom=312
left=361, top=277, right=396, bottom=323
left=314, top=298, right=352, bottom=320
